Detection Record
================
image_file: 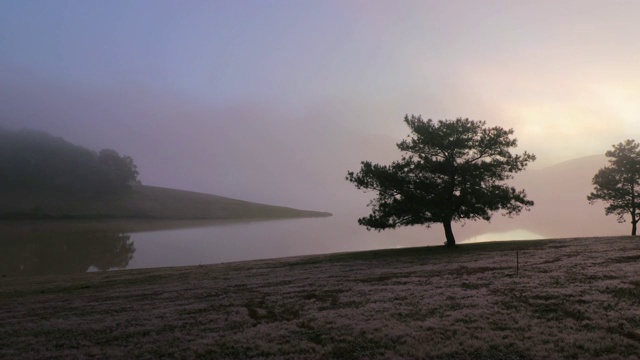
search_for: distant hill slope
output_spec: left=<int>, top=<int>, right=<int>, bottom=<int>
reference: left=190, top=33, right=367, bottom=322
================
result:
left=455, top=154, right=619, bottom=241
left=0, top=184, right=332, bottom=220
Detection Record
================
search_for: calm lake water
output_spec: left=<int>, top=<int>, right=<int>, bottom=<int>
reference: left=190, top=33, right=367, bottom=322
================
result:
left=0, top=215, right=549, bottom=277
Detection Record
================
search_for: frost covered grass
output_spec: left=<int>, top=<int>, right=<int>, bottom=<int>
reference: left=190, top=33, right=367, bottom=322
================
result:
left=2, top=237, right=640, bottom=359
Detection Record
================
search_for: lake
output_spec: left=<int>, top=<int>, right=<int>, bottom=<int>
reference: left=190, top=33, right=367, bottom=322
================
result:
left=0, top=213, right=584, bottom=277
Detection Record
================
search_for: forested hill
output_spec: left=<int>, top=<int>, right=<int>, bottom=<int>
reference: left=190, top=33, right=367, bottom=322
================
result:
left=0, top=128, right=331, bottom=220
left=0, top=127, right=139, bottom=197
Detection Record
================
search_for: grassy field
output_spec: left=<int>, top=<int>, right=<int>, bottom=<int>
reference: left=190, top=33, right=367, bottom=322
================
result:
left=0, top=184, right=331, bottom=220
left=2, top=236, right=640, bottom=359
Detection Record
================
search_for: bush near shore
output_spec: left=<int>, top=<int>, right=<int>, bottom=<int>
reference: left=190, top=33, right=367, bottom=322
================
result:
left=2, top=237, right=640, bottom=359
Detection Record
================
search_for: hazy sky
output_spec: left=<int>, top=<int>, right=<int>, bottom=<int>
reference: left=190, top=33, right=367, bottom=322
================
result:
left=1, top=0, right=639, bottom=212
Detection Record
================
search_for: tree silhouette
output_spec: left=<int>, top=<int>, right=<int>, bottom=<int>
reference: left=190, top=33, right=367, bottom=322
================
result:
left=98, top=149, right=140, bottom=192
left=588, top=139, right=640, bottom=236
left=346, top=116, right=536, bottom=246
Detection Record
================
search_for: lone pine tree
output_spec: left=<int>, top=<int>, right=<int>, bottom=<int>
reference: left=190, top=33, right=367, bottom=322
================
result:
left=346, top=116, right=536, bottom=246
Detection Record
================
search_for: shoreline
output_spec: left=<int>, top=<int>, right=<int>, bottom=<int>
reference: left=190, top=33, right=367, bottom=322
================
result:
left=0, top=214, right=332, bottom=233
left=0, top=184, right=333, bottom=221
left=0, top=210, right=333, bottom=221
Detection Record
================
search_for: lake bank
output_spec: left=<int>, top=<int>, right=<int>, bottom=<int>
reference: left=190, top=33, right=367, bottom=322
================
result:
left=0, top=184, right=332, bottom=220
left=2, top=236, right=640, bottom=359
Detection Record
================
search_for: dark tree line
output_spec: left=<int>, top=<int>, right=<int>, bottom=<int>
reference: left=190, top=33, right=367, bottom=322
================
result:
left=0, top=128, right=139, bottom=198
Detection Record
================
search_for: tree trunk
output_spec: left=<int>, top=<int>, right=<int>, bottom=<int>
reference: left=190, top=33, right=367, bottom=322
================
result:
left=443, top=221, right=456, bottom=246
left=633, top=207, right=638, bottom=236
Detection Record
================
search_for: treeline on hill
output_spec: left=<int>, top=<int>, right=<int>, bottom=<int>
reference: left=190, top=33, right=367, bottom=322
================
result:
left=0, top=127, right=139, bottom=198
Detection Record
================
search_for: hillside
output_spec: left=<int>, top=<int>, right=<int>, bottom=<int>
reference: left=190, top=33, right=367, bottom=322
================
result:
left=0, top=184, right=332, bottom=220
left=454, top=154, right=621, bottom=241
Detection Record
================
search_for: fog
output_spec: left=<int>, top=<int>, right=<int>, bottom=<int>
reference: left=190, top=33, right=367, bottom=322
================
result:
left=1, top=1, right=639, bottom=239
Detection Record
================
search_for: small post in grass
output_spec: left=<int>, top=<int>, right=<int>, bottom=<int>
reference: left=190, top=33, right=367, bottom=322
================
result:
left=516, top=251, right=519, bottom=275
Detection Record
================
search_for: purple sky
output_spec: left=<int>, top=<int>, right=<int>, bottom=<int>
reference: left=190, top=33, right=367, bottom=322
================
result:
left=1, top=0, right=639, bottom=216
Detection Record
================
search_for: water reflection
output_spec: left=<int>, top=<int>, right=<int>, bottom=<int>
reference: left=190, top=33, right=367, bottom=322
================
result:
left=0, top=226, right=135, bottom=276
left=0, top=217, right=435, bottom=276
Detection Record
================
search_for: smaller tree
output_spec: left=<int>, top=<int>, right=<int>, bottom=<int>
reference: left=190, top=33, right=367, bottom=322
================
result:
left=588, top=140, right=640, bottom=236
